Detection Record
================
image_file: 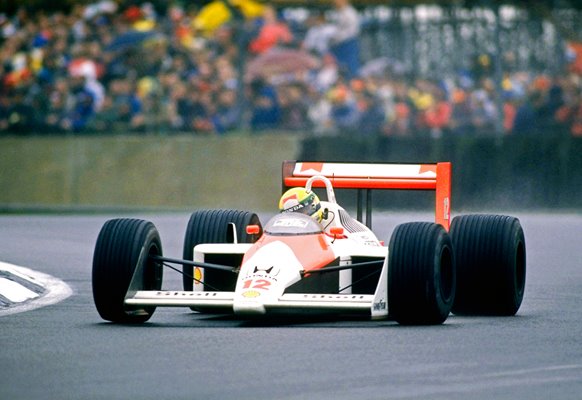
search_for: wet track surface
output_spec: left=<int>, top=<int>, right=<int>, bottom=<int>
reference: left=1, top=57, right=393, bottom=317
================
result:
left=1, top=212, right=581, bottom=399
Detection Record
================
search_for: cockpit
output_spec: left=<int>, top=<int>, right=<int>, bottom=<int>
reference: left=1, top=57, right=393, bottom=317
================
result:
left=263, top=213, right=323, bottom=236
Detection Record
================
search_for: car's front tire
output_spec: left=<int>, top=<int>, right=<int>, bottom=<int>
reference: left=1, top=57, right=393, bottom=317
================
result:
left=182, top=209, right=262, bottom=292
left=92, top=218, right=163, bottom=323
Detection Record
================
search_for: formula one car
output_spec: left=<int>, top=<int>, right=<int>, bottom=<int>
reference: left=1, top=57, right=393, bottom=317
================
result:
left=92, top=161, right=526, bottom=325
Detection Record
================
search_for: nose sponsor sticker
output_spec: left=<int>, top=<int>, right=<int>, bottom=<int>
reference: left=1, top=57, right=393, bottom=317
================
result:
left=242, top=290, right=261, bottom=298
left=194, top=267, right=202, bottom=285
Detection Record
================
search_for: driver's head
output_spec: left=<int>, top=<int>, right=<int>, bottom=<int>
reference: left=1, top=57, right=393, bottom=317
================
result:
left=279, top=187, right=323, bottom=222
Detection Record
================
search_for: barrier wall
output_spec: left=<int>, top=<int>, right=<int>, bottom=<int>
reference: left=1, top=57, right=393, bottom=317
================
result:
left=0, top=135, right=301, bottom=212
left=299, top=135, right=582, bottom=210
left=1, top=134, right=580, bottom=212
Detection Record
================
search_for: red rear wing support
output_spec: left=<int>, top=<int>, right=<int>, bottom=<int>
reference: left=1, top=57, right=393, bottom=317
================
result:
left=282, top=161, right=452, bottom=231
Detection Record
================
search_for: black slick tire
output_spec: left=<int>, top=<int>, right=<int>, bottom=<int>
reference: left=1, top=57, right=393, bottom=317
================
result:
left=388, top=222, right=455, bottom=325
left=182, top=209, right=262, bottom=292
left=92, top=218, right=163, bottom=323
left=450, top=214, right=526, bottom=316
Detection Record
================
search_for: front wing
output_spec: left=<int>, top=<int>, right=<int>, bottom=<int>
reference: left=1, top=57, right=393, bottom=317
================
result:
left=125, top=291, right=383, bottom=316
left=125, top=255, right=389, bottom=318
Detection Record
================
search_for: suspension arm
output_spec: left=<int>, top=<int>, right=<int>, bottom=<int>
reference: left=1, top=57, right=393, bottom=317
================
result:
left=301, top=260, right=384, bottom=277
left=149, top=255, right=238, bottom=273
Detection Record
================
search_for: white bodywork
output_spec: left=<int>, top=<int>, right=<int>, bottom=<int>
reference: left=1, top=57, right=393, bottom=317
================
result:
left=125, top=176, right=390, bottom=319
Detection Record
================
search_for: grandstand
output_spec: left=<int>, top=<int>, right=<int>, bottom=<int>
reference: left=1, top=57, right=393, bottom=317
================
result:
left=1, top=0, right=581, bottom=136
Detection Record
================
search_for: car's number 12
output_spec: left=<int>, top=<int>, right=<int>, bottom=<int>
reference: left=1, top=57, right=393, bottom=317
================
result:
left=242, top=278, right=271, bottom=290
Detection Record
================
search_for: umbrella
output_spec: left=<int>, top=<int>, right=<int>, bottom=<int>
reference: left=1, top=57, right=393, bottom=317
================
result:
left=105, top=30, right=161, bottom=52
left=245, top=47, right=320, bottom=82
left=359, top=57, right=408, bottom=78
left=359, top=57, right=390, bottom=78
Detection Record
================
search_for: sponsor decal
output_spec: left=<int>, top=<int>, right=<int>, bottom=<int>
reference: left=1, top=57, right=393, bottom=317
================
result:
left=299, top=162, right=324, bottom=174
left=273, top=218, right=309, bottom=228
left=373, top=299, right=387, bottom=311
left=253, top=266, right=279, bottom=276
left=444, top=197, right=450, bottom=221
left=242, top=290, right=261, bottom=298
left=194, top=267, right=202, bottom=285
left=419, top=164, right=437, bottom=176
left=254, top=266, right=273, bottom=274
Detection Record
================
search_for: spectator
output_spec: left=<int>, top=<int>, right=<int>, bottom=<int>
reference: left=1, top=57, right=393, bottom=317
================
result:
left=357, top=92, right=385, bottom=134
left=449, top=88, right=473, bottom=136
left=62, top=75, right=96, bottom=132
left=555, top=89, right=582, bottom=136
left=44, top=78, right=72, bottom=132
left=512, top=95, right=537, bottom=135
left=329, top=0, right=360, bottom=79
left=110, top=78, right=143, bottom=130
left=329, top=84, right=359, bottom=133
left=383, top=81, right=412, bottom=137
left=249, top=5, right=293, bottom=54
left=3, top=89, right=36, bottom=133
left=89, top=93, right=117, bottom=132
left=407, top=79, right=435, bottom=135
left=278, top=83, right=310, bottom=131
left=307, top=86, right=333, bottom=135
left=177, top=89, right=213, bottom=133
left=536, top=76, right=564, bottom=131
left=249, top=78, right=281, bottom=131
left=424, top=88, right=452, bottom=138
left=312, top=53, right=339, bottom=93
left=503, top=98, right=517, bottom=134
left=212, top=88, right=241, bottom=134
left=469, top=81, right=498, bottom=133
left=302, top=12, right=336, bottom=57
left=569, top=99, right=582, bottom=136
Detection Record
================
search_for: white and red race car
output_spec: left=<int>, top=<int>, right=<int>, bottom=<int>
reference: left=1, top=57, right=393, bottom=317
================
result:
left=92, top=161, right=526, bottom=325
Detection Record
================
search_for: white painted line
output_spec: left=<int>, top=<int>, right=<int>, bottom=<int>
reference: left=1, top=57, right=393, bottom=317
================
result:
left=0, top=263, right=42, bottom=284
left=479, top=364, right=582, bottom=378
left=0, top=277, right=39, bottom=302
left=0, top=261, right=73, bottom=317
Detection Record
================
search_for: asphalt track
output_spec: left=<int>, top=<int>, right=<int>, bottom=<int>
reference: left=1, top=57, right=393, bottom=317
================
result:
left=1, top=212, right=581, bottom=400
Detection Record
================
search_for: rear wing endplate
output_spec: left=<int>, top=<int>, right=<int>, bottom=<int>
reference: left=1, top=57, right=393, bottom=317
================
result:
left=282, top=161, right=451, bottom=231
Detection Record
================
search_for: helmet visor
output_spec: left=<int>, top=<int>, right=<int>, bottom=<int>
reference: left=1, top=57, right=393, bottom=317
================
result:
left=282, top=192, right=321, bottom=217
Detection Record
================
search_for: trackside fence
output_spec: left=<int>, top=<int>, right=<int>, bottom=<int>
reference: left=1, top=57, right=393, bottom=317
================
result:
left=299, top=135, right=582, bottom=211
left=0, top=134, right=580, bottom=211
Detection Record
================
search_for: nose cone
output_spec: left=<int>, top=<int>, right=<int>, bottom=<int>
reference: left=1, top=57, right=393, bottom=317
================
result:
left=233, top=240, right=303, bottom=315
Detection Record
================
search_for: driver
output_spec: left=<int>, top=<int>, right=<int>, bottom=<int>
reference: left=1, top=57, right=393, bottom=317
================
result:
left=278, top=187, right=324, bottom=223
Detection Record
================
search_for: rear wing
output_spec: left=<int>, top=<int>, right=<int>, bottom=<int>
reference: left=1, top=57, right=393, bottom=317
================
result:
left=282, top=161, right=451, bottom=231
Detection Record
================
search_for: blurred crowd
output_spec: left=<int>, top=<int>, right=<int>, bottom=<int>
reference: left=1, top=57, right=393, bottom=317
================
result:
left=2, top=0, right=582, bottom=137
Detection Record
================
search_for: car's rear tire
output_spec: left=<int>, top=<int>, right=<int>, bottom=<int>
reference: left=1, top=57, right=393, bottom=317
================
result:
left=450, top=214, right=526, bottom=316
left=182, top=209, right=262, bottom=293
left=388, top=222, right=455, bottom=325
left=92, top=218, right=163, bottom=323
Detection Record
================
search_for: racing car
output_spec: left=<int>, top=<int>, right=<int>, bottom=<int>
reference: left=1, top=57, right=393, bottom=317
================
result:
left=92, top=161, right=526, bottom=325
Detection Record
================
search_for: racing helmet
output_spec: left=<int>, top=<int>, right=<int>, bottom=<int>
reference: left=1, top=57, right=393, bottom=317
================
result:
left=278, top=187, right=323, bottom=222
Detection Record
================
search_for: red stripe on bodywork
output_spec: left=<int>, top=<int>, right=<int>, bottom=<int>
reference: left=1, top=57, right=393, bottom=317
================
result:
left=243, top=233, right=336, bottom=272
